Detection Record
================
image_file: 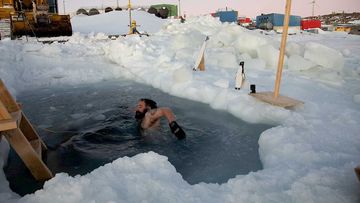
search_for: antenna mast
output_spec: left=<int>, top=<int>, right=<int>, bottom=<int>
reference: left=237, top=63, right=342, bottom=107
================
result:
left=311, top=0, right=315, bottom=16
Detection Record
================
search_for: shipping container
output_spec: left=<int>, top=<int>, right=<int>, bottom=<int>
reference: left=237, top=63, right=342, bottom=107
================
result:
left=301, top=19, right=321, bottom=30
left=214, top=10, right=238, bottom=23
left=256, top=13, right=301, bottom=30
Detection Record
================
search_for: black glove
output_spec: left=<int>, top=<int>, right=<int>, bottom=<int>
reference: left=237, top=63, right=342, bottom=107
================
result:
left=169, top=121, right=186, bottom=140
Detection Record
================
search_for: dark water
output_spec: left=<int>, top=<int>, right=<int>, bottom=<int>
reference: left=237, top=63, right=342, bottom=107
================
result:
left=4, top=79, right=272, bottom=196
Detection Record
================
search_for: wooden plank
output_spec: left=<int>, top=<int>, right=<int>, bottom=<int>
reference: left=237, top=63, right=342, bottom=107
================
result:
left=250, top=91, right=304, bottom=108
left=19, top=112, right=39, bottom=141
left=0, top=79, right=20, bottom=113
left=11, top=110, right=22, bottom=126
left=0, top=119, right=17, bottom=131
left=355, top=166, right=360, bottom=182
left=0, top=105, right=18, bottom=131
left=19, top=112, right=47, bottom=150
left=0, top=100, right=11, bottom=120
left=4, top=128, right=53, bottom=181
left=30, top=139, right=42, bottom=159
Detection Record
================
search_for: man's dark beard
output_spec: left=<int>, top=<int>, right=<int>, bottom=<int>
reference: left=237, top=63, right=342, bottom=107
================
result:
left=135, top=109, right=147, bottom=120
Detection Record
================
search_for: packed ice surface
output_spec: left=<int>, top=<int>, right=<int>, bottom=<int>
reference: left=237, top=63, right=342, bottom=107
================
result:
left=0, top=12, right=360, bottom=202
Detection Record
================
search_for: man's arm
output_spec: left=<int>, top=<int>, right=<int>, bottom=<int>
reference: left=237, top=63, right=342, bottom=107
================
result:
left=141, top=107, right=186, bottom=139
left=141, top=108, right=174, bottom=129
left=158, top=108, right=186, bottom=140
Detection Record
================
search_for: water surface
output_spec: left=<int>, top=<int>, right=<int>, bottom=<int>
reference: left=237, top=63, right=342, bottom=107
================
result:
left=4, top=79, right=272, bottom=195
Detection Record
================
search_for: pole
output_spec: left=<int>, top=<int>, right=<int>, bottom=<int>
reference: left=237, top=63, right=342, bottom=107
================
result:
left=63, top=0, right=65, bottom=15
left=178, top=0, right=181, bottom=16
left=274, top=0, right=291, bottom=98
left=128, top=0, right=132, bottom=26
left=117, top=0, right=119, bottom=7
left=312, top=0, right=315, bottom=16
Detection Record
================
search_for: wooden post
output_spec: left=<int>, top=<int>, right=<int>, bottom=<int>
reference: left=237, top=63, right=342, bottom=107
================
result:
left=4, top=128, right=53, bottom=181
left=0, top=100, right=11, bottom=120
left=0, top=100, right=16, bottom=131
left=128, top=0, right=132, bottom=32
left=0, top=80, right=20, bottom=113
left=274, top=0, right=292, bottom=98
left=198, top=54, right=205, bottom=71
left=249, top=0, right=303, bottom=108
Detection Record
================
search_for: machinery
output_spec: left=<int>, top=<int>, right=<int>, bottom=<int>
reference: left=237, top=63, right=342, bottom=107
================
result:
left=0, top=0, right=72, bottom=39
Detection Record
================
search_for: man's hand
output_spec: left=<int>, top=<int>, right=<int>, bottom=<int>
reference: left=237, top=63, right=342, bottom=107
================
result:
left=169, top=121, right=186, bottom=140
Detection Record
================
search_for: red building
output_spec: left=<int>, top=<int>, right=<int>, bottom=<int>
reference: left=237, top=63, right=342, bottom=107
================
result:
left=238, top=17, right=251, bottom=24
left=301, top=19, right=321, bottom=30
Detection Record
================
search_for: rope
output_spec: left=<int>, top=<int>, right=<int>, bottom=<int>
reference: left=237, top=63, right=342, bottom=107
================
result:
left=36, top=126, right=106, bottom=137
left=17, top=0, right=40, bottom=42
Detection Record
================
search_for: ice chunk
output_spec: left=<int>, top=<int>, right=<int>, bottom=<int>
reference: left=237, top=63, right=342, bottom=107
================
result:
left=257, top=44, right=287, bottom=69
left=243, top=58, right=266, bottom=70
left=304, top=42, right=344, bottom=70
left=213, top=79, right=229, bottom=88
left=207, top=48, right=238, bottom=69
left=239, top=53, right=252, bottom=61
left=287, top=55, right=316, bottom=71
left=234, top=33, right=268, bottom=57
left=173, top=68, right=193, bottom=83
left=342, top=49, right=351, bottom=57
left=286, top=42, right=304, bottom=57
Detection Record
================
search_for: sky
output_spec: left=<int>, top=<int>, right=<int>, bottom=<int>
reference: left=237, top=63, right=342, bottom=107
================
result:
left=58, top=0, right=360, bottom=18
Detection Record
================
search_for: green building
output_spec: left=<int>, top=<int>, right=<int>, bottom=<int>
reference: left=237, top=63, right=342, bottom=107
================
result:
left=150, top=4, right=178, bottom=17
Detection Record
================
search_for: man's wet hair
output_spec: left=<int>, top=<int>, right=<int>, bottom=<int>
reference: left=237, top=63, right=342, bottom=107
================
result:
left=140, top=98, right=157, bottom=109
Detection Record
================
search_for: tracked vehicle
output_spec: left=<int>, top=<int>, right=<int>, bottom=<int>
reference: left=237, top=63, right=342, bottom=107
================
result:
left=0, top=0, right=72, bottom=39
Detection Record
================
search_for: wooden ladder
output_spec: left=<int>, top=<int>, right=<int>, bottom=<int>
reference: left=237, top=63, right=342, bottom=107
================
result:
left=0, top=79, right=53, bottom=181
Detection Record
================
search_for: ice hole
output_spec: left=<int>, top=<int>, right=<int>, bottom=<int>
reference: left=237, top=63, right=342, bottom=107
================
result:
left=4, top=80, right=272, bottom=195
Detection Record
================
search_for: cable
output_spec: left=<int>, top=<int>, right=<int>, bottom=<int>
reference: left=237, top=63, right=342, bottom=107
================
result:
left=16, top=0, right=40, bottom=42
left=37, top=126, right=105, bottom=137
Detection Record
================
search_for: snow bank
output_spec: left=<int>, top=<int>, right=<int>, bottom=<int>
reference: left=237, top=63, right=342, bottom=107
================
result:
left=304, top=42, right=344, bottom=71
left=287, top=55, right=316, bottom=71
left=0, top=14, right=360, bottom=203
left=71, top=10, right=167, bottom=35
left=20, top=152, right=194, bottom=203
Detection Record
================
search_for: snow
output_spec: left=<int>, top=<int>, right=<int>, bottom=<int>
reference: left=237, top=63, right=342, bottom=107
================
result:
left=1, top=11, right=360, bottom=203
left=71, top=10, right=167, bottom=35
left=304, top=42, right=344, bottom=71
left=348, top=20, right=360, bottom=25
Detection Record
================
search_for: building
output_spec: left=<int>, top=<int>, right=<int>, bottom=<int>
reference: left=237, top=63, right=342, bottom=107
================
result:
left=256, top=13, right=301, bottom=32
left=301, top=19, right=321, bottom=30
left=214, top=10, right=238, bottom=23
left=238, top=17, right=252, bottom=26
left=150, top=4, right=178, bottom=17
